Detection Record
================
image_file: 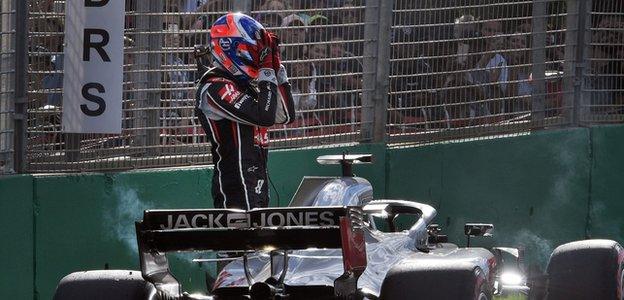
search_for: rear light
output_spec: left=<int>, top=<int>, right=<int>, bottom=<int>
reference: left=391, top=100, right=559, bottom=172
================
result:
left=339, top=215, right=367, bottom=276
left=334, top=212, right=367, bottom=297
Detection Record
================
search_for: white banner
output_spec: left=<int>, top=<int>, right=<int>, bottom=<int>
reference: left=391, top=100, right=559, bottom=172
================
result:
left=62, top=0, right=124, bottom=134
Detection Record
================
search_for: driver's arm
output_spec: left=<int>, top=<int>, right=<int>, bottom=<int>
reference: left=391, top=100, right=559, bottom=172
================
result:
left=275, top=65, right=296, bottom=125
left=198, top=69, right=278, bottom=127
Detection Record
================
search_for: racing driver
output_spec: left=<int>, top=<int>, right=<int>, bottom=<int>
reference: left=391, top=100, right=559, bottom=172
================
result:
left=195, top=13, right=295, bottom=210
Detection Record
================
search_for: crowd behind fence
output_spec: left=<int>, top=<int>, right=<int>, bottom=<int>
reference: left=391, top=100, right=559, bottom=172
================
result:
left=0, top=0, right=621, bottom=173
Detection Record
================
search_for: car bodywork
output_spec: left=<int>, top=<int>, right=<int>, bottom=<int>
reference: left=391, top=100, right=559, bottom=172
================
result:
left=133, top=155, right=505, bottom=299
left=54, top=154, right=624, bottom=300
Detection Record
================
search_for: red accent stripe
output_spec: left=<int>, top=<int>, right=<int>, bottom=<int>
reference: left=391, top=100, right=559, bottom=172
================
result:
left=231, top=122, right=238, bottom=148
left=209, top=120, right=221, bottom=142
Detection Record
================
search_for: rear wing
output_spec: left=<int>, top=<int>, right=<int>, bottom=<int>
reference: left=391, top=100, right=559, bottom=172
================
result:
left=316, top=154, right=373, bottom=177
left=135, top=206, right=367, bottom=297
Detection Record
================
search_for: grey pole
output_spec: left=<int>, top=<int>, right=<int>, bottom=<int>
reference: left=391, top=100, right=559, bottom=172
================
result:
left=360, top=0, right=380, bottom=142
left=0, top=0, right=15, bottom=173
left=373, top=0, right=393, bottom=143
left=13, top=0, right=27, bottom=172
left=531, top=0, right=547, bottom=127
left=135, top=0, right=163, bottom=157
left=361, top=0, right=392, bottom=143
left=576, top=0, right=592, bottom=125
left=563, top=0, right=591, bottom=126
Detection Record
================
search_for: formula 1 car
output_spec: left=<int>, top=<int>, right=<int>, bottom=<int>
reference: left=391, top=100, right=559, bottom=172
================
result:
left=54, top=154, right=624, bottom=300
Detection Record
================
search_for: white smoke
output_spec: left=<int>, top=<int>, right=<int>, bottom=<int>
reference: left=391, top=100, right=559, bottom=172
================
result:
left=105, top=186, right=215, bottom=276
left=513, top=229, right=554, bottom=266
left=105, top=186, right=154, bottom=253
left=549, top=139, right=578, bottom=207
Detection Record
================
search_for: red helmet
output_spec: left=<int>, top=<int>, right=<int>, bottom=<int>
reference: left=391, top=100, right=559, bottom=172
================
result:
left=209, top=13, right=265, bottom=82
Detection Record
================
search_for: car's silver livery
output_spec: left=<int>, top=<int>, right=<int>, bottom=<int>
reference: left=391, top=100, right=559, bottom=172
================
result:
left=52, top=154, right=624, bottom=300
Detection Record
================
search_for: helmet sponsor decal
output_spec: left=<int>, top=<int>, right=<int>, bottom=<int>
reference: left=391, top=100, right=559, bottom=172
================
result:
left=219, top=38, right=232, bottom=51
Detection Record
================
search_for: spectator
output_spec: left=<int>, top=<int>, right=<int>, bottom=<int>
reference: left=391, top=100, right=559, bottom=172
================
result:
left=588, top=15, right=624, bottom=114
left=281, top=14, right=307, bottom=60
left=282, top=50, right=319, bottom=136
left=546, top=23, right=565, bottom=71
left=289, top=55, right=318, bottom=116
left=163, top=0, right=182, bottom=29
left=180, top=0, right=208, bottom=12
left=308, top=14, right=330, bottom=41
left=28, top=0, right=64, bottom=109
left=337, top=0, right=364, bottom=56
left=307, top=40, right=336, bottom=125
left=257, top=0, right=290, bottom=17
left=442, top=14, right=482, bottom=124
left=29, top=0, right=63, bottom=53
left=183, top=0, right=228, bottom=30
left=389, top=6, right=438, bottom=126
left=256, top=12, right=283, bottom=29
left=328, top=31, right=363, bottom=124
left=308, top=42, right=331, bottom=77
left=452, top=14, right=480, bottom=68
left=506, top=29, right=532, bottom=113
left=162, top=27, right=192, bottom=144
left=472, top=19, right=509, bottom=116
left=297, top=0, right=333, bottom=25
left=41, top=51, right=63, bottom=108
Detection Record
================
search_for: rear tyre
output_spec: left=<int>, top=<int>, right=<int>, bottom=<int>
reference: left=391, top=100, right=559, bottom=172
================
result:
left=546, top=239, right=624, bottom=300
left=53, top=270, right=156, bottom=300
left=379, top=260, right=492, bottom=300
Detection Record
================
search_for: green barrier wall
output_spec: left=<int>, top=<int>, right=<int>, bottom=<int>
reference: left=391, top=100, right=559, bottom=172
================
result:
left=587, top=125, right=624, bottom=240
left=386, top=129, right=592, bottom=264
left=2, top=126, right=623, bottom=299
left=2, top=143, right=385, bottom=300
left=0, top=175, right=34, bottom=299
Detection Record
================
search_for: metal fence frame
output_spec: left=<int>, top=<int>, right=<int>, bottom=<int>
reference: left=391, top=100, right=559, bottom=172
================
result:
left=0, top=0, right=15, bottom=174
left=1, top=0, right=621, bottom=174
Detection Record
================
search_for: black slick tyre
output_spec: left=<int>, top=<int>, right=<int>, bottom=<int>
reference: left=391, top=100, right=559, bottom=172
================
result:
left=379, top=260, right=491, bottom=300
left=546, top=239, right=624, bottom=300
left=53, top=270, right=156, bottom=300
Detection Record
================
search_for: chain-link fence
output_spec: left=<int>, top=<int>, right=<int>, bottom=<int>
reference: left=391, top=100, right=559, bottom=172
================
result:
left=251, top=0, right=370, bottom=148
left=0, top=0, right=621, bottom=173
left=25, top=0, right=232, bottom=171
left=0, top=0, right=15, bottom=174
left=388, top=0, right=570, bottom=144
left=583, top=0, right=624, bottom=122
left=23, top=0, right=371, bottom=172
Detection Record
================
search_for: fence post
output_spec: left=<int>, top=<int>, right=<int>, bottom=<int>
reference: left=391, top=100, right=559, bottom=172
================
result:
left=563, top=0, right=591, bottom=126
left=361, top=0, right=392, bottom=143
left=531, top=0, right=547, bottom=126
left=13, top=0, right=27, bottom=172
left=135, top=0, right=163, bottom=156
left=0, top=0, right=14, bottom=173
